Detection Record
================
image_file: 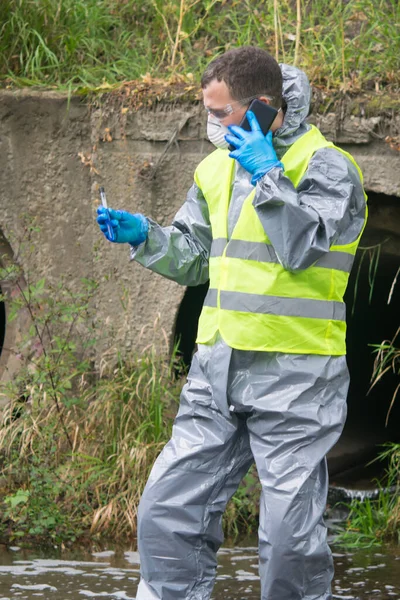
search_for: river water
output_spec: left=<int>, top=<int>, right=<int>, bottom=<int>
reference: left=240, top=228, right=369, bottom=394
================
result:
left=0, top=537, right=399, bottom=600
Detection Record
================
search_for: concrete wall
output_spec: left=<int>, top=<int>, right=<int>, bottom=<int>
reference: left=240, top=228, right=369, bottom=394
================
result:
left=0, top=90, right=399, bottom=383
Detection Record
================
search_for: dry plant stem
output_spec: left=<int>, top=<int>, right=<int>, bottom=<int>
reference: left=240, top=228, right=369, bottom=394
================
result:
left=15, top=279, right=74, bottom=450
left=341, top=11, right=346, bottom=87
left=54, top=0, right=63, bottom=23
left=171, top=0, right=186, bottom=68
left=370, top=326, right=400, bottom=388
left=388, top=266, right=399, bottom=304
left=277, top=8, right=286, bottom=63
left=53, top=312, right=82, bottom=369
left=294, top=0, right=301, bottom=66
left=151, top=0, right=174, bottom=48
left=274, top=0, right=279, bottom=61
left=386, top=382, right=400, bottom=427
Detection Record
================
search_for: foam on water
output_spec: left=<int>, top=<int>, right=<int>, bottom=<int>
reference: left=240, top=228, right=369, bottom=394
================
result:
left=79, top=592, right=135, bottom=599
left=0, top=543, right=399, bottom=599
left=11, top=585, right=57, bottom=592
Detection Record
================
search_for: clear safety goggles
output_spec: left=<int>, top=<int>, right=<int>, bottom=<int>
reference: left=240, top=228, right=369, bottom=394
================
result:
left=204, top=94, right=272, bottom=120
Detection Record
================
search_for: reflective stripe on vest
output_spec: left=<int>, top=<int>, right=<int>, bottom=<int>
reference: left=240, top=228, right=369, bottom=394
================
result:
left=210, top=238, right=355, bottom=273
left=204, top=289, right=346, bottom=321
left=195, top=125, right=367, bottom=355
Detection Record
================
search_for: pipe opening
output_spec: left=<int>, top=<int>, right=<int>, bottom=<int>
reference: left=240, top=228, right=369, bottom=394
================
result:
left=173, top=282, right=208, bottom=375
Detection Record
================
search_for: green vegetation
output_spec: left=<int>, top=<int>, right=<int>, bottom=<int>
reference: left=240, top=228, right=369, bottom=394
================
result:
left=334, top=444, right=400, bottom=547
left=0, top=346, right=181, bottom=543
left=370, top=326, right=400, bottom=426
left=0, top=0, right=399, bottom=92
left=225, top=466, right=260, bottom=537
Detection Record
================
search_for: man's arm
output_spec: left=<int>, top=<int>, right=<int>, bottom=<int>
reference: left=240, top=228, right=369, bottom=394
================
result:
left=253, top=147, right=367, bottom=271
left=130, top=183, right=212, bottom=286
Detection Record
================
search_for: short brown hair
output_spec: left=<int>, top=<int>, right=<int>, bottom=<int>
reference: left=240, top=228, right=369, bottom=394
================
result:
left=201, top=46, right=283, bottom=109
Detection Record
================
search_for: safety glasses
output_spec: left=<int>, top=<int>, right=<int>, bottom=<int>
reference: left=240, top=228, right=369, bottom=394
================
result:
left=204, top=94, right=272, bottom=120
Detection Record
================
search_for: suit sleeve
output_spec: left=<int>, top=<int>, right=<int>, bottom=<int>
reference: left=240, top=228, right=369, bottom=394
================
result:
left=253, top=147, right=367, bottom=271
left=130, top=183, right=212, bottom=286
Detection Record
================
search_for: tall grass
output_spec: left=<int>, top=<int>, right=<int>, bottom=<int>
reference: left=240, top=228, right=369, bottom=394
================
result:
left=0, top=0, right=399, bottom=91
left=0, top=345, right=259, bottom=543
left=334, top=443, right=400, bottom=547
left=0, top=347, right=182, bottom=541
left=369, top=327, right=400, bottom=426
left=0, top=0, right=154, bottom=88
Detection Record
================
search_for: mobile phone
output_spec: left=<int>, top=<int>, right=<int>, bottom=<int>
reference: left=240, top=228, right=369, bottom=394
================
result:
left=228, top=99, right=278, bottom=150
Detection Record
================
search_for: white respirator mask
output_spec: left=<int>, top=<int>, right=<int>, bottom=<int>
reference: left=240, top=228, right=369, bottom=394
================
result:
left=206, top=114, right=230, bottom=150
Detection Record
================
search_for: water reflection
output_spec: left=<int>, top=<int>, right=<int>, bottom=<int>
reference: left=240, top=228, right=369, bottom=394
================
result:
left=0, top=540, right=399, bottom=599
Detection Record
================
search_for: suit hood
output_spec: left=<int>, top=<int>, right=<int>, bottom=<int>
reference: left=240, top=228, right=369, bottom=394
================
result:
left=274, top=64, right=312, bottom=157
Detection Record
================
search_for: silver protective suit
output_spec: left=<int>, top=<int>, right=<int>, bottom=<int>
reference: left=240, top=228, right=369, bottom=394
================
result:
left=130, top=64, right=367, bottom=600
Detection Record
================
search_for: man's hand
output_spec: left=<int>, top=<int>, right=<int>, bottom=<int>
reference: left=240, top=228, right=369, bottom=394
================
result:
left=225, top=110, right=283, bottom=185
left=97, top=207, right=149, bottom=245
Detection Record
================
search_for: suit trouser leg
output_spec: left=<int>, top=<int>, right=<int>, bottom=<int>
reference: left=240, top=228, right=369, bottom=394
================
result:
left=244, top=355, right=349, bottom=600
left=136, top=350, right=253, bottom=600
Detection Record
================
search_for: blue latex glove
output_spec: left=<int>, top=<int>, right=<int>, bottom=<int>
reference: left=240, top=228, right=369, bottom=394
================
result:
left=97, top=207, right=149, bottom=245
left=225, top=110, right=283, bottom=185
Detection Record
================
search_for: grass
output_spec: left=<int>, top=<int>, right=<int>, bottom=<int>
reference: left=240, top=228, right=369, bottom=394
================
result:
left=0, top=345, right=259, bottom=544
left=0, top=348, right=182, bottom=543
left=369, top=326, right=400, bottom=426
left=334, top=490, right=397, bottom=548
left=0, top=0, right=399, bottom=93
left=334, top=443, right=400, bottom=548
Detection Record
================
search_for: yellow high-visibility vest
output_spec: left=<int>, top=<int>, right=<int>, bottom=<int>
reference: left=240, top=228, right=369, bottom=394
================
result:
left=194, top=125, right=367, bottom=355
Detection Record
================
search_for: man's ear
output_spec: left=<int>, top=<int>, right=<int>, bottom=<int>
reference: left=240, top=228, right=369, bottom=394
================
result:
left=258, top=96, right=271, bottom=105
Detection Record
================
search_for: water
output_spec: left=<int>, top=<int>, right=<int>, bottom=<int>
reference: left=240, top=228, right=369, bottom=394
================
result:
left=1, top=539, right=400, bottom=600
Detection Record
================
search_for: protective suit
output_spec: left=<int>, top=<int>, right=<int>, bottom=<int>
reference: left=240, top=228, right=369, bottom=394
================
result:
left=131, top=64, right=367, bottom=600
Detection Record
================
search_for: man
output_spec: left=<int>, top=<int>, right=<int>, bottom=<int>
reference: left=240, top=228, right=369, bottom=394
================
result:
left=97, top=46, right=367, bottom=600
